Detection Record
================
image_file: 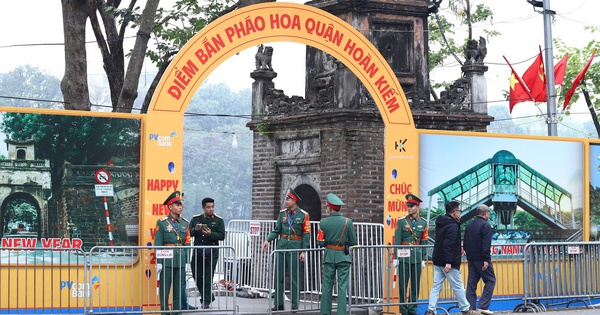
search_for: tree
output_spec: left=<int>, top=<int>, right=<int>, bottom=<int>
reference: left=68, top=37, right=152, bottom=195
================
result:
left=590, top=184, right=600, bottom=232
left=513, top=210, right=547, bottom=230
left=0, top=66, right=63, bottom=109
left=3, top=199, right=37, bottom=234
left=554, top=28, right=600, bottom=137
left=181, top=83, right=253, bottom=222
left=428, top=0, right=499, bottom=95
left=0, top=112, right=141, bottom=187
left=61, top=0, right=229, bottom=112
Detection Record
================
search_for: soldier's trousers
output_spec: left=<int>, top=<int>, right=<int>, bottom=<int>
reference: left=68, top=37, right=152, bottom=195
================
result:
left=321, top=261, right=350, bottom=315
left=191, top=252, right=219, bottom=306
left=275, top=251, right=300, bottom=309
left=159, top=266, right=185, bottom=315
left=397, top=262, right=422, bottom=315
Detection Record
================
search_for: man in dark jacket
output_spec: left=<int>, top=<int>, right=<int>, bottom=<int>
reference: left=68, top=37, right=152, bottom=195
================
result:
left=425, top=201, right=475, bottom=315
left=190, top=197, right=226, bottom=309
left=464, top=205, right=496, bottom=315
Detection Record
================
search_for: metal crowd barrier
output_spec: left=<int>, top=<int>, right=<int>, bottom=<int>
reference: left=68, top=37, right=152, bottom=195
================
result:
left=7, top=228, right=595, bottom=314
left=224, top=219, right=385, bottom=313
left=0, top=247, right=88, bottom=313
left=224, top=220, right=384, bottom=292
left=87, top=245, right=238, bottom=314
left=348, top=244, right=527, bottom=315
left=265, top=247, right=324, bottom=314
left=519, top=241, right=600, bottom=312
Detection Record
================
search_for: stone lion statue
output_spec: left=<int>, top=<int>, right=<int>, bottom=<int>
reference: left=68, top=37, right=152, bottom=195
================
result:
left=463, top=36, right=487, bottom=65
left=255, top=44, right=274, bottom=71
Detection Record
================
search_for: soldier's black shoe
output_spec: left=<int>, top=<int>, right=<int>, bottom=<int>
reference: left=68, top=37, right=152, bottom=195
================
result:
left=201, top=304, right=210, bottom=309
left=271, top=305, right=284, bottom=311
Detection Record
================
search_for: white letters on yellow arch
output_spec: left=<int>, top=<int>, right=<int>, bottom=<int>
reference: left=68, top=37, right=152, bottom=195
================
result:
left=143, top=1, right=418, bottom=308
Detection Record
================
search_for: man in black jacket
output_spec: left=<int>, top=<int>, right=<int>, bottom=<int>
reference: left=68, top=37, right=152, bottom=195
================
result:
left=425, top=201, right=476, bottom=315
left=464, top=205, right=496, bottom=315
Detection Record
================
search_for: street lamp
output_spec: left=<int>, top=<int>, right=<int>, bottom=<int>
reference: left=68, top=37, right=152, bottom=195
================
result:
left=526, top=0, right=543, bottom=8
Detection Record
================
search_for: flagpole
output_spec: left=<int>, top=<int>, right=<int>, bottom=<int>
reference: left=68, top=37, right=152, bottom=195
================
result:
left=542, top=0, right=558, bottom=136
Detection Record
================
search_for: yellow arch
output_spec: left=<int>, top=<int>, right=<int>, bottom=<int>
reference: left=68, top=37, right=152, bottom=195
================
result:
left=148, top=2, right=412, bottom=125
left=142, top=2, right=418, bottom=309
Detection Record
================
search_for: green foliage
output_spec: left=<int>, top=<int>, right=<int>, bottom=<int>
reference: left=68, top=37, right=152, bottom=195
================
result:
left=131, top=0, right=233, bottom=66
left=181, top=84, right=253, bottom=223
left=590, top=183, right=600, bottom=227
left=0, top=113, right=141, bottom=186
left=428, top=0, right=499, bottom=75
left=3, top=199, right=37, bottom=233
left=554, top=31, right=600, bottom=117
left=255, top=118, right=273, bottom=139
left=428, top=14, right=458, bottom=71
left=513, top=210, right=547, bottom=230
left=0, top=65, right=63, bottom=108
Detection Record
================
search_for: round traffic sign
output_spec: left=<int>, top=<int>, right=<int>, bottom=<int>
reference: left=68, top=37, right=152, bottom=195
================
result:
left=95, top=169, right=111, bottom=184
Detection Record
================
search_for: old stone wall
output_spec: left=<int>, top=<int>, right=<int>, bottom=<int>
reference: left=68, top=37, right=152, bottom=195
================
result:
left=249, top=111, right=384, bottom=223
left=51, top=164, right=140, bottom=250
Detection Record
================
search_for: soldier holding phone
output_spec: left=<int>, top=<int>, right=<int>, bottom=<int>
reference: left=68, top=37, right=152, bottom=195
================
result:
left=190, top=197, right=226, bottom=309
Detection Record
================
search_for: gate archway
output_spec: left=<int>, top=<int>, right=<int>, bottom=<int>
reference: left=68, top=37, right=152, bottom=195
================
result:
left=141, top=1, right=420, bottom=306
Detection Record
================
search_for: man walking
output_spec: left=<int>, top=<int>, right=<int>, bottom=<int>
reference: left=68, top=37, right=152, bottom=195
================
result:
left=317, top=193, right=358, bottom=315
left=464, top=205, right=496, bottom=315
left=394, top=194, right=428, bottom=315
left=154, top=191, right=191, bottom=315
left=190, top=197, right=226, bottom=309
left=262, top=187, right=311, bottom=311
left=425, top=201, right=476, bottom=315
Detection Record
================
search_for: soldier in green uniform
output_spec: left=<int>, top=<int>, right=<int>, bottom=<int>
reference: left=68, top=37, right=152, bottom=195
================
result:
left=154, top=191, right=191, bottom=315
left=262, top=187, right=311, bottom=311
left=394, top=194, right=429, bottom=315
left=317, top=193, right=358, bottom=315
left=189, top=197, right=226, bottom=309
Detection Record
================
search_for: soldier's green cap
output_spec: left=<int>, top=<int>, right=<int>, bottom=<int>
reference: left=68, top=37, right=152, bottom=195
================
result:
left=405, top=193, right=422, bottom=206
left=163, top=190, right=182, bottom=206
left=326, top=193, right=344, bottom=210
left=286, top=187, right=302, bottom=202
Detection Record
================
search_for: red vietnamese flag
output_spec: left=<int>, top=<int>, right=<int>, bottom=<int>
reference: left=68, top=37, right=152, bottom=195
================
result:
left=554, top=53, right=568, bottom=86
left=522, top=48, right=546, bottom=102
left=563, top=49, right=597, bottom=110
left=504, top=56, right=534, bottom=113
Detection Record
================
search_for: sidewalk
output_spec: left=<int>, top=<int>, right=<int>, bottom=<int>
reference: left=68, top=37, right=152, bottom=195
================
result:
left=185, top=294, right=600, bottom=315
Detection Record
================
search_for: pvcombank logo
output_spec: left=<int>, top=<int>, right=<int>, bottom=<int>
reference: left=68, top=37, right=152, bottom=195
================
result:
left=149, top=131, right=178, bottom=147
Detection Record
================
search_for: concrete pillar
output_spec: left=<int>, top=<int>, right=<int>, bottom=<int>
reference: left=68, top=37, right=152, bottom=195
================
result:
left=461, top=64, right=489, bottom=114
left=250, top=70, right=277, bottom=116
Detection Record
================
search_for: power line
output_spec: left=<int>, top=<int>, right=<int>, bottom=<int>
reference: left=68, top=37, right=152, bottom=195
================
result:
left=0, top=36, right=137, bottom=49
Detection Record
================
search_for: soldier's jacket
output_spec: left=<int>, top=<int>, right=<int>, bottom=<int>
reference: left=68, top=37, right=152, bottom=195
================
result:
left=316, top=212, right=358, bottom=264
left=266, top=208, right=311, bottom=249
left=154, top=214, right=191, bottom=268
left=394, top=215, right=428, bottom=264
left=189, top=213, right=226, bottom=246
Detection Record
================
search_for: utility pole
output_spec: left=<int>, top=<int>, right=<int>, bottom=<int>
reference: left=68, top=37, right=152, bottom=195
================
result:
left=528, top=0, right=558, bottom=136
left=543, top=0, right=558, bottom=136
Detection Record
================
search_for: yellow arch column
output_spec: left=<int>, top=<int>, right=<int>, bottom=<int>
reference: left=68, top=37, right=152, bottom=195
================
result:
left=142, top=2, right=418, bottom=310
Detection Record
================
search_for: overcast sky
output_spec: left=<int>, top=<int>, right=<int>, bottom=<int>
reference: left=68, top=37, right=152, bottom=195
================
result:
left=0, top=0, right=598, bottom=117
